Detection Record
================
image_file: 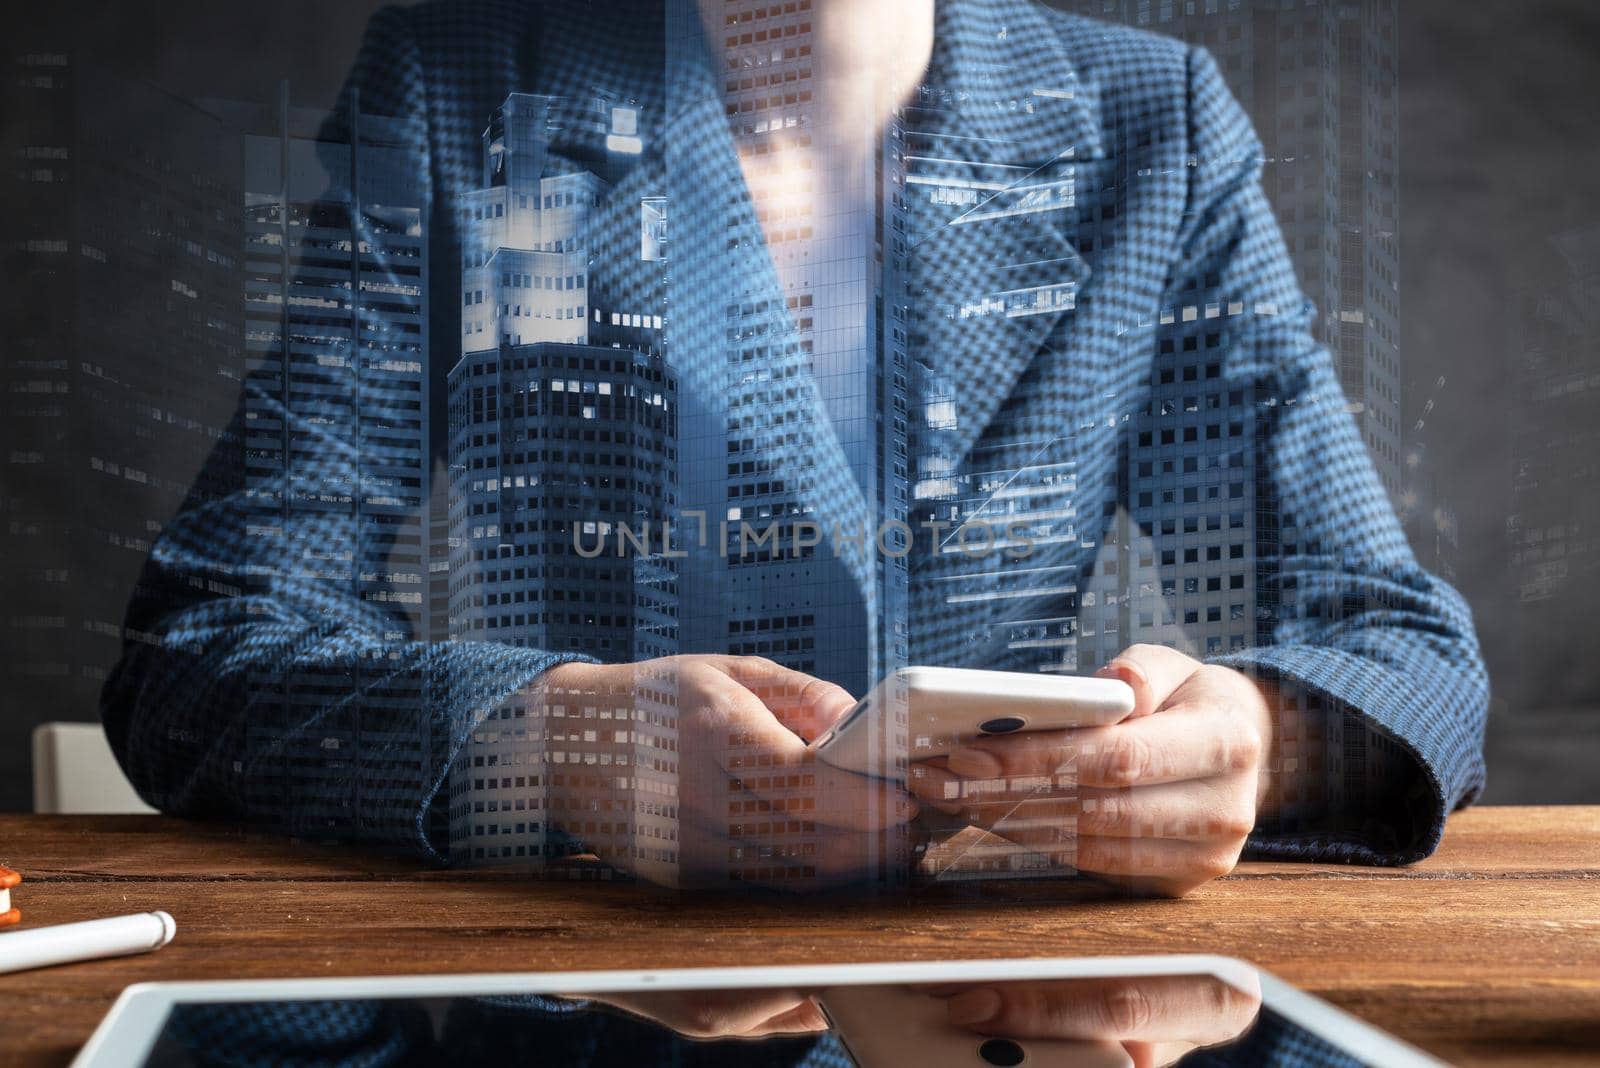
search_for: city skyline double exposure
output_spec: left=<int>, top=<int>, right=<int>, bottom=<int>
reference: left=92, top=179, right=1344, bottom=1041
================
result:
left=5, top=0, right=1588, bottom=886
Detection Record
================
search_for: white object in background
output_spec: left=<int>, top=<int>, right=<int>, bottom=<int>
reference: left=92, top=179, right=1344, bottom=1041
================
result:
left=0, top=911, right=175, bottom=976
left=31, top=723, right=156, bottom=815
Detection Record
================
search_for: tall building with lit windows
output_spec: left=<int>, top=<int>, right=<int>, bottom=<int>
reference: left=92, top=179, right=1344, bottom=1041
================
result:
left=444, top=2, right=924, bottom=890
left=899, top=82, right=1098, bottom=684
left=0, top=57, right=244, bottom=807
left=1054, top=0, right=1400, bottom=830
left=1048, top=1, right=1404, bottom=665
left=205, top=89, right=438, bottom=835
left=666, top=0, right=916, bottom=888
left=673, top=0, right=912, bottom=699
left=1506, top=226, right=1600, bottom=705
left=446, top=92, right=680, bottom=878
left=1059, top=0, right=1402, bottom=500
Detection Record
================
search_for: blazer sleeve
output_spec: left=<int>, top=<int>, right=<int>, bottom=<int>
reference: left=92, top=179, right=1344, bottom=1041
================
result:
left=1165, top=48, right=1489, bottom=864
left=100, top=6, right=592, bottom=862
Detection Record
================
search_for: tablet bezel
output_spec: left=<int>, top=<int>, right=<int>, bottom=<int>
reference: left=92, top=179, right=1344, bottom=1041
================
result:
left=70, top=954, right=1445, bottom=1068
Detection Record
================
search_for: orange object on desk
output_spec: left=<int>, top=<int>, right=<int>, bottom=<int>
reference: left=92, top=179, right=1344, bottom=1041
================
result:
left=0, top=865, right=18, bottom=927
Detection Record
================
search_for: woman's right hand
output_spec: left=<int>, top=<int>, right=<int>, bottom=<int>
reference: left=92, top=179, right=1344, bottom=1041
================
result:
left=535, top=655, right=918, bottom=890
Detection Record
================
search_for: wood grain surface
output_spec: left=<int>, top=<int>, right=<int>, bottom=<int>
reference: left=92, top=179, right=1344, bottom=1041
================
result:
left=1, top=806, right=1596, bottom=1066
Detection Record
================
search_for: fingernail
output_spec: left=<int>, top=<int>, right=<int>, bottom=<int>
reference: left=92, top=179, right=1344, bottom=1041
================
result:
left=947, top=748, right=1003, bottom=779
left=946, top=988, right=1003, bottom=1027
left=1098, top=658, right=1148, bottom=689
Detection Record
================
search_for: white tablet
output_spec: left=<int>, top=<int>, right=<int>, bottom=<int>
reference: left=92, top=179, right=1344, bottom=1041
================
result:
left=73, top=955, right=1445, bottom=1067
left=815, top=666, right=1137, bottom=778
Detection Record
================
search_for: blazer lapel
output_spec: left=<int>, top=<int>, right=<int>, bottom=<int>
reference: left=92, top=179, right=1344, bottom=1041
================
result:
left=549, top=0, right=1108, bottom=638
left=910, top=0, right=1103, bottom=471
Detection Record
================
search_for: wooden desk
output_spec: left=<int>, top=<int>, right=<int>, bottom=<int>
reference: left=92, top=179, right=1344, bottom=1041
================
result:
left=1, top=806, right=1596, bottom=1066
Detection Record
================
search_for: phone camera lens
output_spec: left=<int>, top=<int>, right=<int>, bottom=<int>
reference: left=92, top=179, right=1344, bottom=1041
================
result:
left=978, top=716, right=1026, bottom=735
left=978, top=1038, right=1026, bottom=1066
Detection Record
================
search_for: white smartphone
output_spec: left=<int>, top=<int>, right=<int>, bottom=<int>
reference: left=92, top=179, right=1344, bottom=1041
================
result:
left=812, top=666, right=1136, bottom=778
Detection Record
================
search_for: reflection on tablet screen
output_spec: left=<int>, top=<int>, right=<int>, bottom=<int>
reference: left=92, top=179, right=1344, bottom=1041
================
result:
left=138, top=971, right=1379, bottom=1067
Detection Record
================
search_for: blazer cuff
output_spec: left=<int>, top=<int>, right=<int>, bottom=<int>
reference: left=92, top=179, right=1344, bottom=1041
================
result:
left=1207, top=643, right=1485, bottom=865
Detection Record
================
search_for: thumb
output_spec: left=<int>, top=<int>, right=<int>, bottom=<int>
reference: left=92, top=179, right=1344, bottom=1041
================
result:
left=718, top=656, right=856, bottom=740
left=1096, top=643, right=1201, bottom=717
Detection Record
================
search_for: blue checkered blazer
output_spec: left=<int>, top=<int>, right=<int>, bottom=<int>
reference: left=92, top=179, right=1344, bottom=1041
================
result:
left=102, top=0, right=1487, bottom=868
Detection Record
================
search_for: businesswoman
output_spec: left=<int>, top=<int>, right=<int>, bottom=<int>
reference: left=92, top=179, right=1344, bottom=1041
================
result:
left=103, top=0, right=1487, bottom=896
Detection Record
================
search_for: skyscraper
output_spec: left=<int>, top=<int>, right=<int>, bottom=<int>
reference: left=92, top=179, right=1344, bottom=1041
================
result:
left=0, top=57, right=244, bottom=808
left=1053, top=0, right=1401, bottom=828
left=1506, top=226, right=1600, bottom=705
left=673, top=0, right=911, bottom=699
left=886, top=0, right=1406, bottom=837
left=202, top=87, right=437, bottom=837
left=894, top=31, right=1104, bottom=880
left=1059, top=0, right=1401, bottom=499
left=666, top=0, right=916, bottom=887
left=900, top=77, right=1096, bottom=683
left=446, top=93, right=680, bottom=878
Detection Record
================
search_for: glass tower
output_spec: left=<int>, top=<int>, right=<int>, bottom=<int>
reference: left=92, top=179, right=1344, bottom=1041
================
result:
left=215, top=87, right=436, bottom=837
left=0, top=58, right=244, bottom=806
left=445, top=92, right=680, bottom=879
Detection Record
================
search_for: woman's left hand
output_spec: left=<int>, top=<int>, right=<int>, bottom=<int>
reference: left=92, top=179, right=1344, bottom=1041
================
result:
left=907, top=644, right=1273, bottom=897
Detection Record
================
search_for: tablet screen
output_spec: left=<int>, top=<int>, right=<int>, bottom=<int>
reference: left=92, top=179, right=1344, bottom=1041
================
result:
left=131, top=971, right=1415, bottom=1067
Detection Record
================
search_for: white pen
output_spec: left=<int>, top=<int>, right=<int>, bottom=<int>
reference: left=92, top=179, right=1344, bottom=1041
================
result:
left=0, top=911, right=176, bottom=976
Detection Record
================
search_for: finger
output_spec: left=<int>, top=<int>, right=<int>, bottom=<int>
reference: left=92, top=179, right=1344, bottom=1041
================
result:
left=1095, top=644, right=1201, bottom=716
left=944, top=976, right=1260, bottom=1045
left=1126, top=1040, right=1199, bottom=1068
left=695, top=666, right=917, bottom=832
left=715, top=656, right=857, bottom=740
left=946, top=703, right=1260, bottom=788
left=743, top=998, right=829, bottom=1035
left=960, top=781, right=1255, bottom=842
left=592, top=988, right=814, bottom=1039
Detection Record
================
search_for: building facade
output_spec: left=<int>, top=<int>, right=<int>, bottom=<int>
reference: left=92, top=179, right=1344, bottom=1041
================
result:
left=1047, top=0, right=1404, bottom=825
left=1062, top=0, right=1400, bottom=498
left=0, top=57, right=244, bottom=808
left=1506, top=226, right=1600, bottom=705
left=445, top=92, right=680, bottom=879
left=658, top=0, right=917, bottom=887
left=214, top=88, right=438, bottom=836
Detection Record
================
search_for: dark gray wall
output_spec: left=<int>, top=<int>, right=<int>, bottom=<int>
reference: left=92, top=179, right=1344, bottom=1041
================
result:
left=0, top=0, right=385, bottom=810
left=1393, top=1, right=1600, bottom=801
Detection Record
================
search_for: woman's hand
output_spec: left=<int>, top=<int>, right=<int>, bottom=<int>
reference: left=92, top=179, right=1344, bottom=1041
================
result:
left=537, top=655, right=919, bottom=891
left=907, top=644, right=1273, bottom=897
